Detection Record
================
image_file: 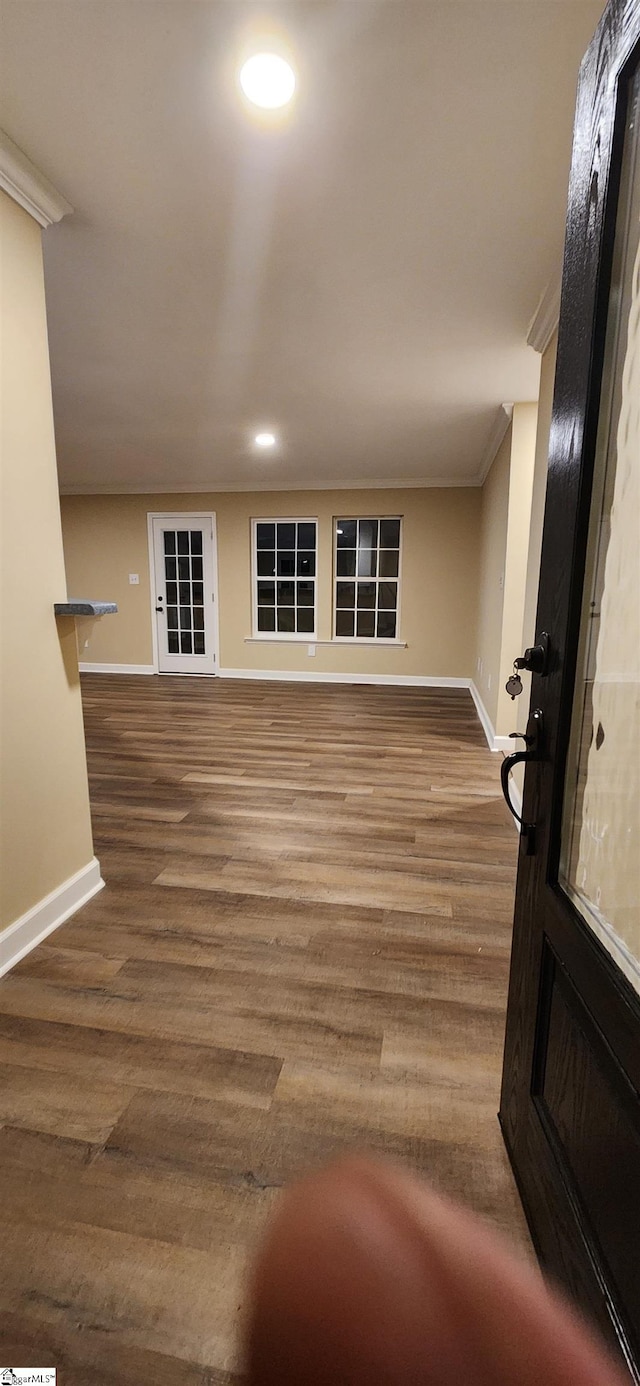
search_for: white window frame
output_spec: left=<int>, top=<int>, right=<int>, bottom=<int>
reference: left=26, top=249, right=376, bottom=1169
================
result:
left=251, top=517, right=319, bottom=640
left=332, top=515, right=403, bottom=642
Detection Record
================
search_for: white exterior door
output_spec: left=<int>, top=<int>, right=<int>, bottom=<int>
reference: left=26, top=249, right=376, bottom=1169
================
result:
left=151, top=514, right=218, bottom=674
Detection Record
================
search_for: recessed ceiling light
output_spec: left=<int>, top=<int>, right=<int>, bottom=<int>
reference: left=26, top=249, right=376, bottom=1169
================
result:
left=254, top=431, right=276, bottom=448
left=240, top=53, right=296, bottom=110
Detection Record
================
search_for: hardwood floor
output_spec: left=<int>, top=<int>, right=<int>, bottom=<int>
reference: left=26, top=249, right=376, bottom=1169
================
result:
left=0, top=675, right=531, bottom=1382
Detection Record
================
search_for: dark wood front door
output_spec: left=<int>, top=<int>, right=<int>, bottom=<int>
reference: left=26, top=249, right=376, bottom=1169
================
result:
left=499, top=0, right=640, bottom=1376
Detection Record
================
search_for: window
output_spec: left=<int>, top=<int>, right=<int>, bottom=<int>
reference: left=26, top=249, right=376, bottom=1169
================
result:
left=162, top=526, right=208, bottom=656
left=334, top=517, right=401, bottom=639
left=252, top=519, right=317, bottom=636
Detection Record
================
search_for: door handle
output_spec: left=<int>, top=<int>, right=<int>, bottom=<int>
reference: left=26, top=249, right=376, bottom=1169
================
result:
left=155, top=606, right=164, bottom=612
left=500, top=708, right=544, bottom=854
left=501, top=750, right=531, bottom=822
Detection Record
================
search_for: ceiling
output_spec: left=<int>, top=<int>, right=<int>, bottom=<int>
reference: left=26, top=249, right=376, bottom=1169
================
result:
left=0, top=0, right=604, bottom=493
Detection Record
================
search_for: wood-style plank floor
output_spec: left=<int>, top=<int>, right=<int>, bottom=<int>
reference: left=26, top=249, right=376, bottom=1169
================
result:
left=0, top=675, right=531, bottom=1382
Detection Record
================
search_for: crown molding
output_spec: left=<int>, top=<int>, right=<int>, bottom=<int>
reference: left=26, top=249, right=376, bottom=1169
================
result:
left=59, top=475, right=481, bottom=496
left=527, top=273, right=562, bottom=353
left=0, top=129, right=73, bottom=228
left=476, top=403, right=513, bottom=485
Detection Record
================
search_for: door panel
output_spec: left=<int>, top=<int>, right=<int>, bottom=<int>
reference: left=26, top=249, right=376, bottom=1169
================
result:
left=500, top=0, right=640, bottom=1374
left=533, top=941, right=640, bottom=1323
left=151, top=515, right=217, bottom=674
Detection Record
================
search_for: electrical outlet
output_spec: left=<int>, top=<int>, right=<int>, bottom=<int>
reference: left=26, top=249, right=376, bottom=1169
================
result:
left=487, top=673, right=492, bottom=690
left=499, top=572, right=504, bottom=590
left=477, top=656, right=482, bottom=674
left=308, top=643, right=316, bottom=656
left=129, top=573, right=139, bottom=585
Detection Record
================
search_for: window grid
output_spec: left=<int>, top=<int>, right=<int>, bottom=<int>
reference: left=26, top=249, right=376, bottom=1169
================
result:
left=253, top=519, right=318, bottom=637
left=334, top=517, right=402, bottom=640
left=164, top=528, right=206, bottom=656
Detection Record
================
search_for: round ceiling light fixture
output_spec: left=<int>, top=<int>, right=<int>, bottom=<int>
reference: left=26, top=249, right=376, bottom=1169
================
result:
left=239, top=53, right=296, bottom=110
left=254, top=431, right=277, bottom=448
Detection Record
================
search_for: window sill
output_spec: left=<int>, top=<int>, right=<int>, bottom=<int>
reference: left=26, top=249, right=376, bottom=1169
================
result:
left=245, top=636, right=407, bottom=647
left=330, top=637, right=406, bottom=647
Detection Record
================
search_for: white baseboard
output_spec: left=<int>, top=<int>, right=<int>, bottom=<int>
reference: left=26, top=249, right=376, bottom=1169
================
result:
left=0, top=856, right=104, bottom=979
left=469, top=681, right=500, bottom=751
left=468, top=681, right=520, bottom=758
left=218, top=668, right=472, bottom=688
left=470, top=681, right=522, bottom=831
left=493, top=734, right=516, bottom=753
left=470, top=681, right=520, bottom=831
left=77, top=662, right=474, bottom=692
left=79, top=662, right=156, bottom=675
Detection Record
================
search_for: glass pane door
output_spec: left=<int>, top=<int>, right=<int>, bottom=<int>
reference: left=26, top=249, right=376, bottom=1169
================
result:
left=163, top=527, right=206, bottom=657
left=559, top=69, right=640, bottom=994
left=152, top=515, right=216, bottom=674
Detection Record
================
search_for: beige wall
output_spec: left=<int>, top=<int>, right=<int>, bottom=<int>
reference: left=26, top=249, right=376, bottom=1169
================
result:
left=475, top=401, right=540, bottom=741
left=521, top=333, right=558, bottom=654
left=61, top=487, right=481, bottom=679
left=505, top=340, right=558, bottom=805
left=0, top=190, right=94, bottom=932
left=510, top=332, right=559, bottom=779
left=475, top=425, right=511, bottom=727
left=494, top=402, right=539, bottom=738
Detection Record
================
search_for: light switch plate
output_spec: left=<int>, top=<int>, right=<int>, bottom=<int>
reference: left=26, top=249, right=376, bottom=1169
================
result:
left=129, top=573, right=139, bottom=585
left=308, top=643, right=316, bottom=656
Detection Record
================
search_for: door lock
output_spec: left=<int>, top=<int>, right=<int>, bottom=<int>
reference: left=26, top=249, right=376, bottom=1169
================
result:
left=514, top=631, right=550, bottom=676
left=506, top=634, right=550, bottom=699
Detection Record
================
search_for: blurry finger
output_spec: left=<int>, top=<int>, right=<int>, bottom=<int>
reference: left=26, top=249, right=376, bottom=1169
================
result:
left=247, top=1156, right=627, bottom=1386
